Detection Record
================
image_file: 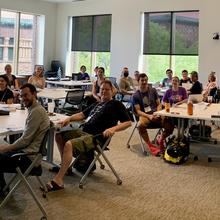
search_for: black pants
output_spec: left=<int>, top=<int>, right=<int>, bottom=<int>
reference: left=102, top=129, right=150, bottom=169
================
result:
left=0, top=151, right=32, bottom=190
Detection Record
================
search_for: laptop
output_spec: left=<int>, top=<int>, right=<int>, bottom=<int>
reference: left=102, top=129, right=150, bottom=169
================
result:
left=72, top=73, right=80, bottom=81
left=182, top=83, right=192, bottom=90
left=188, top=94, right=203, bottom=103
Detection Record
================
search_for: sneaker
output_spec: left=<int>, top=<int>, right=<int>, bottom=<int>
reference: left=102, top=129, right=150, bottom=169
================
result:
left=148, top=143, right=160, bottom=156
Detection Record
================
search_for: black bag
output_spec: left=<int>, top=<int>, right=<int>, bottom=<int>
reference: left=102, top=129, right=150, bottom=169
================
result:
left=189, top=124, right=212, bottom=137
left=164, top=135, right=190, bottom=165
left=73, top=149, right=96, bottom=173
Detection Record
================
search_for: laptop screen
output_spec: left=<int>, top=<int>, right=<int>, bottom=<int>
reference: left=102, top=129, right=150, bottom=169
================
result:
left=188, top=94, right=203, bottom=103
left=72, top=73, right=80, bottom=81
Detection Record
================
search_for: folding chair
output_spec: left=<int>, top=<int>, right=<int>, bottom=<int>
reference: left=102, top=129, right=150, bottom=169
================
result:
left=60, top=89, right=85, bottom=115
left=71, top=134, right=122, bottom=189
left=0, top=130, right=49, bottom=220
left=126, top=108, right=162, bottom=155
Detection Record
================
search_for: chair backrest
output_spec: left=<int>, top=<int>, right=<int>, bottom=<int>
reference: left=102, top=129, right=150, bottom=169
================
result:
left=72, top=73, right=80, bottom=81
left=209, top=87, right=217, bottom=97
left=107, top=77, right=117, bottom=84
left=39, top=129, right=50, bottom=156
left=65, top=89, right=85, bottom=106
left=214, top=88, right=220, bottom=103
left=106, top=77, right=120, bottom=90
left=51, top=60, right=62, bottom=72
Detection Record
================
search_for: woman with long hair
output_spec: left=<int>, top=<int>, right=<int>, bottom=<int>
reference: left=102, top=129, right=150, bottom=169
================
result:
left=28, top=65, right=45, bottom=89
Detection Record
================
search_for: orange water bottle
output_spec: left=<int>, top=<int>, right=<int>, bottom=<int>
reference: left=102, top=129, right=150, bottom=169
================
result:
left=187, top=100, right=193, bottom=115
left=165, top=99, right=170, bottom=112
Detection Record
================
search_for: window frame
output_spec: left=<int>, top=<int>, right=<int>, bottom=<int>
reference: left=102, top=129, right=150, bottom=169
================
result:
left=71, top=14, right=112, bottom=53
left=143, top=10, right=199, bottom=56
left=0, top=9, right=45, bottom=75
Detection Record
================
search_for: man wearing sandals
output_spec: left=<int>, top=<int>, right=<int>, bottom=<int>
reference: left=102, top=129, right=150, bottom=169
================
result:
left=47, top=80, right=131, bottom=191
left=0, top=83, right=50, bottom=196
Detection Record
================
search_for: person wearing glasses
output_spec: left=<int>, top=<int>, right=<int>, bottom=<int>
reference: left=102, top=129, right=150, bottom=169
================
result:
left=46, top=80, right=131, bottom=191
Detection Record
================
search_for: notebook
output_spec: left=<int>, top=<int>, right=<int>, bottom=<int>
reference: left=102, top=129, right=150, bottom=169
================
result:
left=182, top=83, right=192, bottom=90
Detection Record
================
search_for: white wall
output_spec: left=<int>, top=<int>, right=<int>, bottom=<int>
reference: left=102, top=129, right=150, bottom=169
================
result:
left=0, top=0, right=57, bottom=70
left=56, top=0, right=220, bottom=85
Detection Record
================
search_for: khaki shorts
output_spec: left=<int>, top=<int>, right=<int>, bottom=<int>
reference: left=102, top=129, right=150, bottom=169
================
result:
left=61, top=129, right=95, bottom=153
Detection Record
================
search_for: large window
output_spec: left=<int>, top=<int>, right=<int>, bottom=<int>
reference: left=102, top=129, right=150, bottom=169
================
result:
left=70, top=15, right=111, bottom=76
left=143, top=11, right=199, bottom=82
left=0, top=10, right=44, bottom=75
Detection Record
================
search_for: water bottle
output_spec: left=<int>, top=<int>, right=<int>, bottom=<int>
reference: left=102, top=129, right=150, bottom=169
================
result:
left=57, top=67, right=61, bottom=80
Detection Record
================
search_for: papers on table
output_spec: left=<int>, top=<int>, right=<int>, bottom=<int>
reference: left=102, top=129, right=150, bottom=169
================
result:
left=0, top=127, right=23, bottom=135
left=0, top=104, right=21, bottom=112
left=181, top=83, right=192, bottom=90
left=194, top=102, right=209, bottom=111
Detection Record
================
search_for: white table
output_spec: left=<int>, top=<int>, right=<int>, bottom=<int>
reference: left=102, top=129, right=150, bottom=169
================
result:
left=37, top=88, right=92, bottom=100
left=154, top=103, right=220, bottom=138
left=46, top=80, right=92, bottom=89
left=0, top=109, right=68, bottom=164
left=154, top=103, right=220, bottom=121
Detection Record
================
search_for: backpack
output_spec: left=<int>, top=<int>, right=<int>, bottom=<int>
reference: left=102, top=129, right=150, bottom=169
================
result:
left=164, top=135, right=190, bottom=165
left=73, top=149, right=96, bottom=173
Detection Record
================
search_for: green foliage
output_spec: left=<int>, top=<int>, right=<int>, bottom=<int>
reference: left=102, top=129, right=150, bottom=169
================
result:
left=148, top=22, right=170, bottom=53
left=75, top=52, right=110, bottom=76
left=146, top=20, right=198, bottom=83
left=146, top=55, right=198, bottom=83
left=76, top=52, right=91, bottom=73
left=96, top=52, right=110, bottom=76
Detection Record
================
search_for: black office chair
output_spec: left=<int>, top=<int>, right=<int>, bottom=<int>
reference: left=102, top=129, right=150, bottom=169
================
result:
left=60, top=89, right=85, bottom=115
left=214, top=88, right=220, bottom=103
left=44, top=60, right=62, bottom=79
left=209, top=87, right=217, bottom=97
left=0, top=129, right=50, bottom=220
left=126, top=106, right=163, bottom=155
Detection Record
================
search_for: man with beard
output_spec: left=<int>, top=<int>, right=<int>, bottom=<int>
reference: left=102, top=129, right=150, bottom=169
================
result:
left=0, top=83, right=50, bottom=195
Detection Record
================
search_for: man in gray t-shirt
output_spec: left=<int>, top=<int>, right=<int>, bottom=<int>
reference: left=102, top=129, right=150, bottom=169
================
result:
left=0, top=83, right=50, bottom=194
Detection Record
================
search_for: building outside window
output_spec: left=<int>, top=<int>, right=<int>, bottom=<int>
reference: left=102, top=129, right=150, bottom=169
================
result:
left=142, top=11, right=199, bottom=83
left=0, top=10, right=44, bottom=75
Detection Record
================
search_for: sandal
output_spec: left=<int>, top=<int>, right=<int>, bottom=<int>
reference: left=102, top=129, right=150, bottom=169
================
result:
left=46, top=180, right=64, bottom=192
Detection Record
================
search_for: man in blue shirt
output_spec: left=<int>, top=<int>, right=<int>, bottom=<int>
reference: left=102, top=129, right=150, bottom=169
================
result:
left=132, top=73, right=174, bottom=156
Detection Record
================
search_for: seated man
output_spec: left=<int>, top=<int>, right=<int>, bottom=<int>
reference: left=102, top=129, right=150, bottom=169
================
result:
left=0, top=83, right=50, bottom=195
left=179, top=69, right=192, bottom=86
left=119, top=67, right=134, bottom=101
left=47, top=80, right=132, bottom=191
left=132, top=73, right=174, bottom=156
left=161, top=69, right=173, bottom=87
left=189, top=71, right=203, bottom=94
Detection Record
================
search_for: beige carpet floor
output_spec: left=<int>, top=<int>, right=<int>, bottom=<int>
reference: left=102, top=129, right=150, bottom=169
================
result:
left=1, top=125, right=220, bottom=220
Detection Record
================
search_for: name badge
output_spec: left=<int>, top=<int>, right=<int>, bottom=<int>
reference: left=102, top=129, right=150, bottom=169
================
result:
left=144, top=106, right=151, bottom=113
